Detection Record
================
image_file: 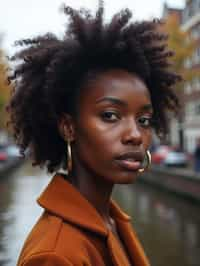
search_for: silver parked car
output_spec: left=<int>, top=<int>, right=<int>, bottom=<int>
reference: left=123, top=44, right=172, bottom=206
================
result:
left=163, top=151, right=188, bottom=167
left=5, top=145, right=21, bottom=158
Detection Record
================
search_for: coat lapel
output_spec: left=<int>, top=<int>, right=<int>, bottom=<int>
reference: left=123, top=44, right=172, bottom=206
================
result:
left=107, top=231, right=131, bottom=266
left=110, top=201, right=150, bottom=266
left=115, top=219, right=150, bottom=266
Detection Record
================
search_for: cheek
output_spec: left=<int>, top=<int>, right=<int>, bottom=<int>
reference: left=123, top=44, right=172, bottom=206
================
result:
left=73, top=128, right=117, bottom=178
left=142, top=129, right=153, bottom=149
left=76, top=114, right=119, bottom=149
left=74, top=120, right=115, bottom=160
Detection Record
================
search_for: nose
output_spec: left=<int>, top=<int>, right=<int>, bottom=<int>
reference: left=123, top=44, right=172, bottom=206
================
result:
left=121, top=117, right=142, bottom=146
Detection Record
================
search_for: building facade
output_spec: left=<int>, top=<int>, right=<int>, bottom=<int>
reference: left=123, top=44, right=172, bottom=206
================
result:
left=182, top=0, right=200, bottom=153
left=163, top=1, right=200, bottom=153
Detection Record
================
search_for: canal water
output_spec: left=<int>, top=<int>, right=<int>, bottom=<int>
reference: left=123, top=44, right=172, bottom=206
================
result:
left=0, top=161, right=200, bottom=266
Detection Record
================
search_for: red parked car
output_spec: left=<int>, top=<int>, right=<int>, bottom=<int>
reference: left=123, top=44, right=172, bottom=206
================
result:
left=0, top=150, right=8, bottom=162
left=151, top=145, right=172, bottom=165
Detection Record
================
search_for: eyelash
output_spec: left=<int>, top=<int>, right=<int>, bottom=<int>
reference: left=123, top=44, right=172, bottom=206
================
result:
left=137, top=117, right=153, bottom=128
left=100, top=111, right=120, bottom=122
left=100, top=111, right=153, bottom=128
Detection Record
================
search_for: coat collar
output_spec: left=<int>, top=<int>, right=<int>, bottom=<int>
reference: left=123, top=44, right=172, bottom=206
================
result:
left=37, top=173, right=150, bottom=266
left=37, top=173, right=131, bottom=237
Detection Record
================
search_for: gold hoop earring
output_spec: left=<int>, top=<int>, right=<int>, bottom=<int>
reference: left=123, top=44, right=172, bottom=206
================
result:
left=138, top=150, right=151, bottom=173
left=67, top=140, right=72, bottom=173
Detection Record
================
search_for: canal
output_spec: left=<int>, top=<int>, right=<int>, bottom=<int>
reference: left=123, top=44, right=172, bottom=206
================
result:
left=0, top=161, right=200, bottom=266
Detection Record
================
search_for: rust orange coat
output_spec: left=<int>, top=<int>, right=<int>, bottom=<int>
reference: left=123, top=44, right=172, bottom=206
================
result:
left=17, top=174, right=150, bottom=266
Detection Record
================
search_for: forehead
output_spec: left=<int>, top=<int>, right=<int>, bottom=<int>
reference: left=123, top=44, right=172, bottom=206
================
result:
left=79, top=69, right=151, bottom=104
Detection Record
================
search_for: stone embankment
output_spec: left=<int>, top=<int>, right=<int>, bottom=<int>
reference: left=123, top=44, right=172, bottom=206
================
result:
left=0, top=158, right=23, bottom=178
left=140, top=165, right=200, bottom=202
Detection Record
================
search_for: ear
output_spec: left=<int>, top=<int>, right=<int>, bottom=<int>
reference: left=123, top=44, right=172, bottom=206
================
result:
left=58, top=114, right=75, bottom=142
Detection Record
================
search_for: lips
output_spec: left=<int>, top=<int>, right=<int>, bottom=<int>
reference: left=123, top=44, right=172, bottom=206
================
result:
left=115, top=151, right=144, bottom=171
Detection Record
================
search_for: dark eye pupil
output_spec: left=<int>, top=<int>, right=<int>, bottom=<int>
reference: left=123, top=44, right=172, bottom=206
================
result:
left=140, top=117, right=146, bottom=123
left=105, top=112, right=113, bottom=118
left=139, top=117, right=151, bottom=126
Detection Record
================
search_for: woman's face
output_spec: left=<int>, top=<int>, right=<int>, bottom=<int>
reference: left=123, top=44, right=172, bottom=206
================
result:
left=71, top=69, right=153, bottom=184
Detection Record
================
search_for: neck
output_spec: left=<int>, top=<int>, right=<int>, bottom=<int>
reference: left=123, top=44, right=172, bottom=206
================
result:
left=68, top=159, right=114, bottom=223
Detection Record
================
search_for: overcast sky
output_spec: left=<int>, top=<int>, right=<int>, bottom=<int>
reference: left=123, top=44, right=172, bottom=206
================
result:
left=0, top=0, right=185, bottom=55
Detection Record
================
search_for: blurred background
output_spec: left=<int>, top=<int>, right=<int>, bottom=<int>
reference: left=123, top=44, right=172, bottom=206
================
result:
left=0, top=0, right=200, bottom=265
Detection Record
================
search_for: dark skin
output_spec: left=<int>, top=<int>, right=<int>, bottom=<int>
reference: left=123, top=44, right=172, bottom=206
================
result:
left=59, top=69, right=153, bottom=237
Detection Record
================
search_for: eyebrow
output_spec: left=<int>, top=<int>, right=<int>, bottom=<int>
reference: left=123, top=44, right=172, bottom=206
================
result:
left=96, top=96, right=153, bottom=112
left=96, top=97, right=127, bottom=106
left=142, top=104, right=153, bottom=112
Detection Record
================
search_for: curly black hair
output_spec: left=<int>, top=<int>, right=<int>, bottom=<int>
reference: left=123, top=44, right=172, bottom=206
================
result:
left=7, top=1, right=181, bottom=173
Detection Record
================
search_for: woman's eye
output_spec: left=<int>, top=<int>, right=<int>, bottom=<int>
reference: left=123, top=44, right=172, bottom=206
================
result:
left=138, top=116, right=152, bottom=127
left=101, top=111, right=120, bottom=122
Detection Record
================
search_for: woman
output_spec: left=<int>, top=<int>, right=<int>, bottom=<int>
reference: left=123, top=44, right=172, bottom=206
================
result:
left=7, top=1, right=181, bottom=265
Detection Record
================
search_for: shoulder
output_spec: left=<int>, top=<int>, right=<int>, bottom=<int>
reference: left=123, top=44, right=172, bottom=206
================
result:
left=19, top=252, right=73, bottom=266
left=17, top=211, right=101, bottom=266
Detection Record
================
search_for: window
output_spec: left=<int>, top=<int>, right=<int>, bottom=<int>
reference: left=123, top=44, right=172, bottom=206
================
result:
left=195, top=101, right=200, bottom=115
left=184, top=58, right=192, bottom=68
left=193, top=47, right=200, bottom=64
left=184, top=79, right=200, bottom=94
left=191, top=26, right=200, bottom=39
left=185, top=102, right=195, bottom=120
left=184, top=82, right=192, bottom=94
left=185, top=101, right=200, bottom=123
left=194, top=78, right=200, bottom=91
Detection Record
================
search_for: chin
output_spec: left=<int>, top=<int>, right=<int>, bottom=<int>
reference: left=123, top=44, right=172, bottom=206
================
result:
left=114, top=171, right=140, bottom=184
